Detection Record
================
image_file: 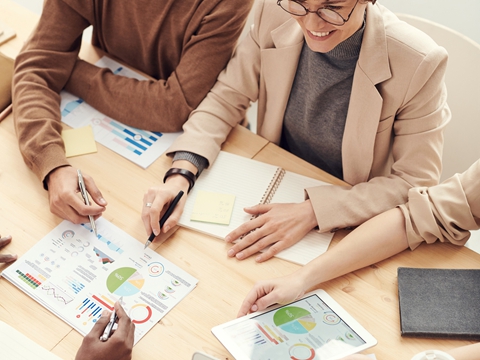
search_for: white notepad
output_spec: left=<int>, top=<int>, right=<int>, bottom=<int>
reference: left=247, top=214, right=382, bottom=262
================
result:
left=179, top=151, right=334, bottom=265
left=0, top=321, right=62, bottom=359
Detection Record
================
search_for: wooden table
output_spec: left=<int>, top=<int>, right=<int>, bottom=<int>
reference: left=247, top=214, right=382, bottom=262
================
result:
left=1, top=1, right=480, bottom=359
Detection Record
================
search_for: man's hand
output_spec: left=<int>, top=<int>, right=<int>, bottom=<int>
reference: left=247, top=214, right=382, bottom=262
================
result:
left=75, top=301, right=135, bottom=360
left=47, top=166, right=107, bottom=223
left=0, top=235, right=17, bottom=263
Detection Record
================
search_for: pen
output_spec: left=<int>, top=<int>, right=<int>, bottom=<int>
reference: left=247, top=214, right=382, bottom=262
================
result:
left=0, top=103, right=12, bottom=122
left=100, top=296, right=123, bottom=341
left=144, top=190, right=184, bottom=249
left=77, top=169, right=98, bottom=237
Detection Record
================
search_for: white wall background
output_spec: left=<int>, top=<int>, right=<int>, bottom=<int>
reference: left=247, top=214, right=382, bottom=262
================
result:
left=11, top=0, right=480, bottom=46
left=379, top=0, right=480, bottom=44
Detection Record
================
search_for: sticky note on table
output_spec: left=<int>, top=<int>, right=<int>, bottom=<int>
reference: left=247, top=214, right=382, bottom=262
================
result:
left=191, top=190, right=235, bottom=225
left=62, top=125, right=97, bottom=157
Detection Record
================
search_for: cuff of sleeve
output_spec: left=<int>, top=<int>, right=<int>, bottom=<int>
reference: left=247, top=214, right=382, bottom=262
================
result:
left=397, top=203, right=423, bottom=251
left=31, top=144, right=70, bottom=190
left=173, top=151, right=208, bottom=176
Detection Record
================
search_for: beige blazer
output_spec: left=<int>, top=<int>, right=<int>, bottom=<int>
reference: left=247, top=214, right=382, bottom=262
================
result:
left=400, top=159, right=480, bottom=250
left=168, top=0, right=450, bottom=232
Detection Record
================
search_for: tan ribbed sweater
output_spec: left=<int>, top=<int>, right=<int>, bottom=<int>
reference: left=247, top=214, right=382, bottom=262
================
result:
left=400, top=159, right=480, bottom=250
left=13, top=0, right=252, bottom=184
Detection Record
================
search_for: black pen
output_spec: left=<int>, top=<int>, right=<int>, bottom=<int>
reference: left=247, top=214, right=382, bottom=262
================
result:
left=144, top=190, right=184, bottom=249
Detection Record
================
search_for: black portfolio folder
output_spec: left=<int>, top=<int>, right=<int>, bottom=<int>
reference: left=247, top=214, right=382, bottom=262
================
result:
left=397, top=267, right=480, bottom=340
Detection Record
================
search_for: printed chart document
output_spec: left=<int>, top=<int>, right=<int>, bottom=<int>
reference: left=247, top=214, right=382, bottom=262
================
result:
left=179, top=151, right=334, bottom=265
left=1, top=218, right=198, bottom=345
left=60, top=56, right=181, bottom=168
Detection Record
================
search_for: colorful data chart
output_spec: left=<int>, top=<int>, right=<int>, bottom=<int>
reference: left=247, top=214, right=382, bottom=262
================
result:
left=228, top=322, right=269, bottom=348
left=157, top=291, right=169, bottom=300
left=61, top=98, right=85, bottom=117
left=41, top=283, right=74, bottom=305
left=64, top=276, right=85, bottom=294
left=130, top=304, right=153, bottom=324
left=62, top=230, right=75, bottom=239
left=289, top=343, right=316, bottom=360
left=106, top=267, right=144, bottom=297
left=323, top=312, right=340, bottom=325
left=273, top=306, right=317, bottom=335
left=93, top=247, right=115, bottom=264
left=93, top=116, right=162, bottom=157
left=164, top=285, right=175, bottom=294
left=147, top=262, right=164, bottom=277
left=256, top=323, right=289, bottom=345
left=16, top=270, right=42, bottom=289
left=76, top=296, right=109, bottom=325
left=39, top=252, right=64, bottom=269
left=97, top=232, right=124, bottom=255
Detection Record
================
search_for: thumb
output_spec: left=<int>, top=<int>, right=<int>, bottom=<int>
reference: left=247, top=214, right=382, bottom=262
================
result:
left=84, top=176, right=107, bottom=206
left=254, top=292, right=281, bottom=312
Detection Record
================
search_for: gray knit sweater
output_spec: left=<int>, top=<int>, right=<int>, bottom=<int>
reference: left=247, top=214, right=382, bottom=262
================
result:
left=281, top=23, right=364, bottom=180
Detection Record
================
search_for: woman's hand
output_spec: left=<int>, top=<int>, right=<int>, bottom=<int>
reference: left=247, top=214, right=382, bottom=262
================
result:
left=142, top=175, right=190, bottom=238
left=225, top=200, right=318, bottom=262
left=237, top=272, right=307, bottom=317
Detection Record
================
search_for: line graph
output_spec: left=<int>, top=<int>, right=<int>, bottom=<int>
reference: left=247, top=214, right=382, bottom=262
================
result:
left=41, top=283, right=74, bottom=305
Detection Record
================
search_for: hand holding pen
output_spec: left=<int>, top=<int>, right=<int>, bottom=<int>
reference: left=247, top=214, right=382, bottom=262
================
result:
left=75, top=299, right=135, bottom=360
left=77, top=169, right=98, bottom=236
left=100, top=296, right=123, bottom=341
left=144, top=190, right=184, bottom=249
left=45, top=166, right=107, bottom=227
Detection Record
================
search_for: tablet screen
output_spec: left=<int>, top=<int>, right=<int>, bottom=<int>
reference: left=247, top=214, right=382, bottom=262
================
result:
left=219, top=294, right=367, bottom=360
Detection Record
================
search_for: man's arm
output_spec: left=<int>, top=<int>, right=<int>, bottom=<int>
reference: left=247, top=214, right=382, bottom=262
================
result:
left=64, top=0, right=254, bottom=133
left=13, top=0, right=89, bottom=183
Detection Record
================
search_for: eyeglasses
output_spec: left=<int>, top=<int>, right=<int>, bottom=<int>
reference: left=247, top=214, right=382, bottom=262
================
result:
left=277, top=0, right=360, bottom=26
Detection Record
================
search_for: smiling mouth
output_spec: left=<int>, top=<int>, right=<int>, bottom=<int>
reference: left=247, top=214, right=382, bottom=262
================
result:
left=309, top=30, right=332, bottom=37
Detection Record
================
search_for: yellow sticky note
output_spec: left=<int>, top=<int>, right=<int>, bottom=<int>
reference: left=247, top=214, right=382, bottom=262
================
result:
left=62, top=126, right=97, bottom=157
left=191, top=190, right=235, bottom=225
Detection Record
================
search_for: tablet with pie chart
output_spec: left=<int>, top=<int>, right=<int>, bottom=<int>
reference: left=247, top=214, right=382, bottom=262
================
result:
left=211, top=289, right=377, bottom=360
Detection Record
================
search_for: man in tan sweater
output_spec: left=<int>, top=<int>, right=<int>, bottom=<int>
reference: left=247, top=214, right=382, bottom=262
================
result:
left=12, top=0, right=252, bottom=224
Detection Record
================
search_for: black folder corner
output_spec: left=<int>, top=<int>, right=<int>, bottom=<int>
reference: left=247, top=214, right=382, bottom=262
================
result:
left=398, top=267, right=480, bottom=340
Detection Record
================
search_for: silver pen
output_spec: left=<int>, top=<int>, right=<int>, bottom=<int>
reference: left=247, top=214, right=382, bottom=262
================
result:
left=100, top=296, right=123, bottom=341
left=77, top=169, right=98, bottom=236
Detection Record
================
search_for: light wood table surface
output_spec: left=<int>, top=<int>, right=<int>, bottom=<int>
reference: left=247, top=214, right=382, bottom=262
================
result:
left=1, top=1, right=480, bottom=359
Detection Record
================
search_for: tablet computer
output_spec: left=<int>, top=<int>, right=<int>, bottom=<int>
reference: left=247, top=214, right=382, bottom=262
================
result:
left=212, top=289, right=377, bottom=360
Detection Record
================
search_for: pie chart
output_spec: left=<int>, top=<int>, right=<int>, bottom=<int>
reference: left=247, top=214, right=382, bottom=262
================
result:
left=273, top=306, right=317, bottom=334
left=106, top=267, right=145, bottom=296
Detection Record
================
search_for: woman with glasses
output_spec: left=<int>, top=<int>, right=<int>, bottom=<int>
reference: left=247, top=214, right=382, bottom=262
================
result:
left=143, top=0, right=449, bottom=262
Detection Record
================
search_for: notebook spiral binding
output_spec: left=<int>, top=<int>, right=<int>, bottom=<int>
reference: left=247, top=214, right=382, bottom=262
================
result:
left=260, top=167, right=286, bottom=205
left=240, top=168, right=286, bottom=239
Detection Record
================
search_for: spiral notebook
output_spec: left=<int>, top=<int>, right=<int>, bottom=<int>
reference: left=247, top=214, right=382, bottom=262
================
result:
left=178, top=151, right=334, bottom=265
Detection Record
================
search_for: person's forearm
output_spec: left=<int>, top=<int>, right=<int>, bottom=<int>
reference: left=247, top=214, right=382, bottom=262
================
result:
left=298, top=208, right=409, bottom=289
left=448, top=342, right=480, bottom=360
